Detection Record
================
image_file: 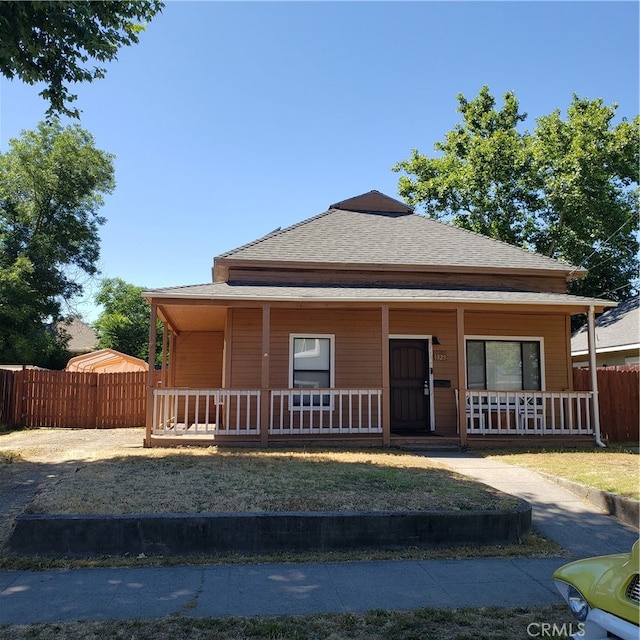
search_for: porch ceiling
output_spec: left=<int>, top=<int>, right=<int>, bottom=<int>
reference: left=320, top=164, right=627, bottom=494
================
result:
left=159, top=305, right=226, bottom=333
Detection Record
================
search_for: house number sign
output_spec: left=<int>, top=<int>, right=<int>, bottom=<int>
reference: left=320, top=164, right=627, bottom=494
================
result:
left=434, top=351, right=448, bottom=361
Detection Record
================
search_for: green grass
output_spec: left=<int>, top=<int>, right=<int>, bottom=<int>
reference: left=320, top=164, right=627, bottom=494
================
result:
left=479, top=444, right=639, bottom=500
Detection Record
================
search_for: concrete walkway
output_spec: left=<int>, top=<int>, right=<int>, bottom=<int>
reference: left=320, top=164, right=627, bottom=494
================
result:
left=1, top=453, right=637, bottom=625
left=424, top=452, right=638, bottom=558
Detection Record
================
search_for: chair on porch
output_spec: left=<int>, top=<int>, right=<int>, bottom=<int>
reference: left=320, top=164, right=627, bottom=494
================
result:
left=455, top=390, right=486, bottom=433
left=517, top=396, right=545, bottom=433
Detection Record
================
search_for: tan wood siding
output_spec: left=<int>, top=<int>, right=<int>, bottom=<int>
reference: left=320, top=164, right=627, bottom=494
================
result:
left=269, top=309, right=382, bottom=389
left=464, top=312, right=571, bottom=391
left=390, top=310, right=459, bottom=435
left=225, top=266, right=568, bottom=293
left=227, top=309, right=263, bottom=388
left=173, top=332, right=224, bottom=388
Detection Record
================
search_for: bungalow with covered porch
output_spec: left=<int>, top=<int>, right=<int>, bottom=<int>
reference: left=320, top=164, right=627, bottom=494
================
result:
left=143, top=190, right=613, bottom=448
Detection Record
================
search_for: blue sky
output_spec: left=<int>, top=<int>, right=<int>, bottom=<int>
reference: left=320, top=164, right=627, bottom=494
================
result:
left=1, top=1, right=638, bottom=321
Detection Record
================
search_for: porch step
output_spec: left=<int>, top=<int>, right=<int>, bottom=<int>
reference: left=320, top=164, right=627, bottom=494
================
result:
left=397, top=445, right=462, bottom=453
left=390, top=437, right=462, bottom=453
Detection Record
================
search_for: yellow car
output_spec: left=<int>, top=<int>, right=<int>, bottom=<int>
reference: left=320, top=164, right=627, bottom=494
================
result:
left=553, top=539, right=639, bottom=640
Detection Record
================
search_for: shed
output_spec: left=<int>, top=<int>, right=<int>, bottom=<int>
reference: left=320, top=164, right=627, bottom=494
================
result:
left=66, top=349, right=148, bottom=373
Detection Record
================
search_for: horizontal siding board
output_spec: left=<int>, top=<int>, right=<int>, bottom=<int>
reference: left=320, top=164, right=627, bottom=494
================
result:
left=465, top=311, right=570, bottom=391
left=227, top=266, right=568, bottom=293
left=174, top=332, right=224, bottom=388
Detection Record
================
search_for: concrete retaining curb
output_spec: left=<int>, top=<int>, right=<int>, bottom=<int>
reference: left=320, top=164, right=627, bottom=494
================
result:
left=538, top=472, right=639, bottom=528
left=7, top=501, right=531, bottom=557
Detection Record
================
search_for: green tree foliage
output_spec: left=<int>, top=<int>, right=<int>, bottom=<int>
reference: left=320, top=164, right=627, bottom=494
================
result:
left=530, top=97, right=639, bottom=300
left=94, top=278, right=158, bottom=362
left=394, top=87, right=639, bottom=303
left=0, top=120, right=114, bottom=366
left=0, top=0, right=164, bottom=118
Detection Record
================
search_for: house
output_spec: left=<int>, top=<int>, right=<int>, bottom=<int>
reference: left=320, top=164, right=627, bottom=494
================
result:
left=143, top=190, right=615, bottom=448
left=571, top=297, right=639, bottom=368
left=66, top=348, right=148, bottom=373
left=57, top=317, right=98, bottom=355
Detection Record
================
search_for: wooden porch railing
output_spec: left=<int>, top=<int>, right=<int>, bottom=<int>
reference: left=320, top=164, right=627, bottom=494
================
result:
left=152, top=389, right=261, bottom=436
left=458, top=390, right=594, bottom=436
left=269, top=389, right=382, bottom=435
left=151, top=388, right=383, bottom=437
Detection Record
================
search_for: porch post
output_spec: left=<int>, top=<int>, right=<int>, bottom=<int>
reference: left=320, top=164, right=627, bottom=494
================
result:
left=456, top=308, right=468, bottom=447
left=381, top=305, right=390, bottom=446
left=145, top=302, right=158, bottom=448
left=161, top=321, right=168, bottom=387
left=587, top=306, right=605, bottom=447
left=260, top=303, right=271, bottom=446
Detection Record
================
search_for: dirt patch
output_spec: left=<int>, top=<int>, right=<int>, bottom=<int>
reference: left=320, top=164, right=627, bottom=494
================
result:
left=0, top=428, right=145, bottom=548
left=0, top=427, right=144, bottom=464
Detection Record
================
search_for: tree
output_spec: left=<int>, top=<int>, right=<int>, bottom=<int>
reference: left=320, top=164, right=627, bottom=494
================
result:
left=393, top=87, right=639, bottom=304
left=0, top=1, right=164, bottom=118
left=0, top=119, right=114, bottom=366
left=530, top=97, right=639, bottom=301
left=94, top=278, right=157, bottom=362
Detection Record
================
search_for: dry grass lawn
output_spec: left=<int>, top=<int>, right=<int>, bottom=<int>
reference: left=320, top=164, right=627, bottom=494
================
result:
left=0, top=427, right=520, bottom=515
left=0, top=606, right=577, bottom=639
left=25, top=447, right=518, bottom=515
left=0, top=428, right=568, bottom=568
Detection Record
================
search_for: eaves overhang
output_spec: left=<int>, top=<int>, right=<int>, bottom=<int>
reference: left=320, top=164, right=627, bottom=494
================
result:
left=213, top=257, right=582, bottom=281
left=143, top=283, right=615, bottom=310
left=572, top=343, right=640, bottom=357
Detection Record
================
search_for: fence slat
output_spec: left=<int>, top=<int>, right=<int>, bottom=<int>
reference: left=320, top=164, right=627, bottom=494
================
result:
left=0, top=370, right=15, bottom=428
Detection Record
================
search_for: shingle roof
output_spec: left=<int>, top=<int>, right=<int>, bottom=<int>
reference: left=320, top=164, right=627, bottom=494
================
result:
left=218, top=191, right=582, bottom=276
left=571, top=297, right=639, bottom=354
left=145, top=281, right=614, bottom=308
left=56, top=317, right=97, bottom=354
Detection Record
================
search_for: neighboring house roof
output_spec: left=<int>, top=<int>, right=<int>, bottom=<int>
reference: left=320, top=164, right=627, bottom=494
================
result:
left=65, top=348, right=148, bottom=373
left=217, top=190, right=584, bottom=278
left=57, top=317, right=98, bottom=354
left=571, top=297, right=640, bottom=356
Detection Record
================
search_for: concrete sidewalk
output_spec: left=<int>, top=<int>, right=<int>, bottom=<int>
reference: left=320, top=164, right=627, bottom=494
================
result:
left=0, top=452, right=637, bottom=625
left=0, top=557, right=565, bottom=624
left=424, top=452, right=638, bottom=558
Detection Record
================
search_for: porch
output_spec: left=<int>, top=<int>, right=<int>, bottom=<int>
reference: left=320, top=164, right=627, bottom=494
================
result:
left=148, top=387, right=594, bottom=445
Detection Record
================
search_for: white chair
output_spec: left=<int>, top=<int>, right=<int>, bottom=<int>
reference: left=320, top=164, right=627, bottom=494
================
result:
left=518, top=396, right=545, bottom=433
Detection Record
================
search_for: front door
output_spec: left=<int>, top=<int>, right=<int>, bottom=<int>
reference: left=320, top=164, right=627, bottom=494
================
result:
left=389, top=339, right=431, bottom=434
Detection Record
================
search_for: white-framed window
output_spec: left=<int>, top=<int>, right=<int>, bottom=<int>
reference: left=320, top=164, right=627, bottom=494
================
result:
left=289, top=334, right=334, bottom=407
left=466, top=337, right=544, bottom=391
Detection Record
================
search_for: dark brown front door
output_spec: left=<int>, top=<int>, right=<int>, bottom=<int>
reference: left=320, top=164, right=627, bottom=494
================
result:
left=390, top=339, right=431, bottom=434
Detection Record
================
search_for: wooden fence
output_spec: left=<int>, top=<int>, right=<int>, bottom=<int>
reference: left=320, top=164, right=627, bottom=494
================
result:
left=0, top=370, right=15, bottom=428
left=1, top=366, right=637, bottom=439
left=573, top=366, right=640, bottom=443
left=1, top=369, right=146, bottom=429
